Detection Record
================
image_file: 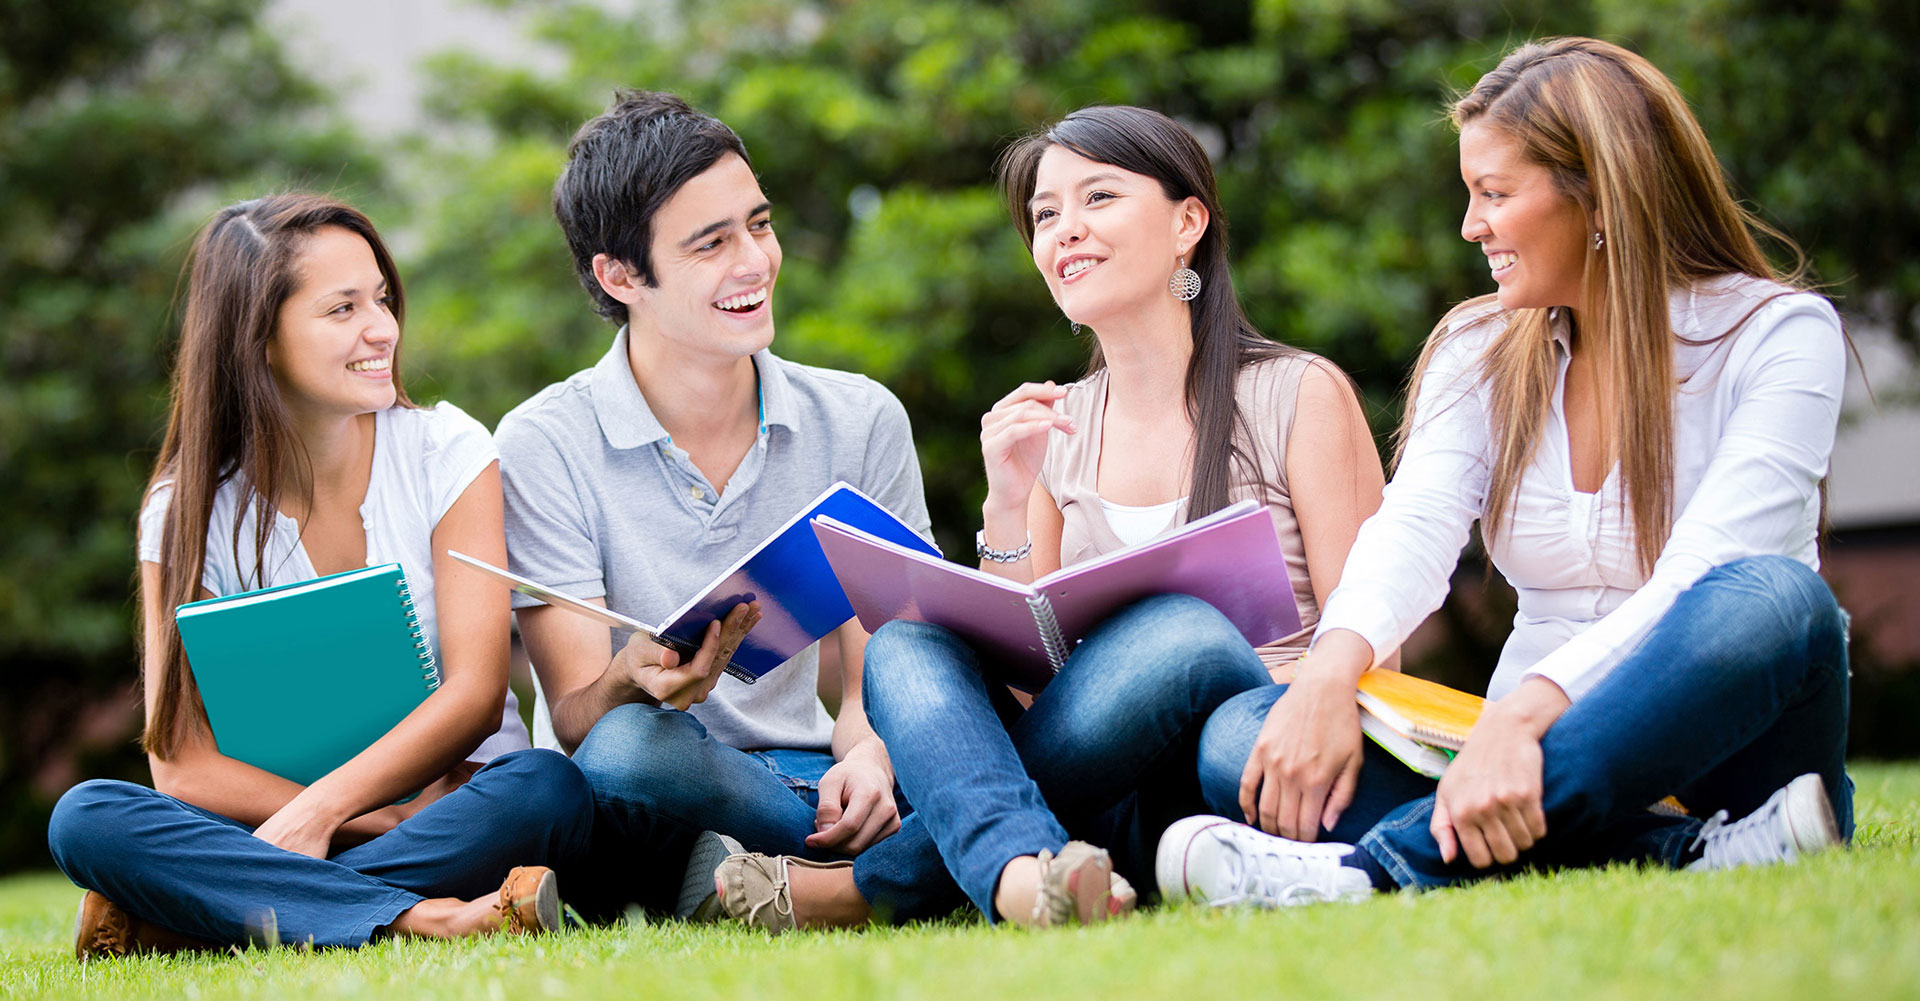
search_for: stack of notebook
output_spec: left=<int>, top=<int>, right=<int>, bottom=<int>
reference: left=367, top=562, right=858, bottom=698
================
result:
left=1352, top=668, right=1483, bottom=779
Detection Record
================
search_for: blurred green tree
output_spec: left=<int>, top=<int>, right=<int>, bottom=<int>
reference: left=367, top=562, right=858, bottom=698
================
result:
left=3, top=0, right=1916, bottom=871
left=0, top=0, right=379, bottom=864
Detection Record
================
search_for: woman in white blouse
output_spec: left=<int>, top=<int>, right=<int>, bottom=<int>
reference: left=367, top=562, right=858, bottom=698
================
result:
left=1158, top=37, right=1854, bottom=905
left=48, top=195, right=591, bottom=957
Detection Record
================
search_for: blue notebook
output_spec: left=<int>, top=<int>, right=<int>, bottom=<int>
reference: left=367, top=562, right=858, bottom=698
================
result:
left=175, top=562, right=440, bottom=788
left=452, top=481, right=940, bottom=683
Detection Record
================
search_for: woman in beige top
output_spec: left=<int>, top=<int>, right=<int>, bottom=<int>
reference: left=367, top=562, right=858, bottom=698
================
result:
left=855, top=105, right=1385, bottom=927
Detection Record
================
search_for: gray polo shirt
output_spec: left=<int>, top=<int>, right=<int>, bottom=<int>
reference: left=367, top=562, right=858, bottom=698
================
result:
left=496, top=327, right=930, bottom=752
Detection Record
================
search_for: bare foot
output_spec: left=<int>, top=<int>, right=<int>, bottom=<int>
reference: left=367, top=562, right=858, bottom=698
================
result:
left=383, top=895, right=504, bottom=939
left=783, top=861, right=872, bottom=929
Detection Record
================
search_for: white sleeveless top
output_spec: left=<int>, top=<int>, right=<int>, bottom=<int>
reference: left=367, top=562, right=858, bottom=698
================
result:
left=138, top=403, right=531, bottom=761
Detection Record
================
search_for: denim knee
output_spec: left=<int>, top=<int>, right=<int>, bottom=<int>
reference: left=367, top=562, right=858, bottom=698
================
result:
left=863, top=619, right=970, bottom=728
left=1196, top=687, right=1284, bottom=812
left=571, top=702, right=711, bottom=801
left=1702, top=556, right=1846, bottom=670
left=48, top=779, right=144, bottom=882
left=484, top=749, right=593, bottom=827
left=1089, top=594, right=1268, bottom=704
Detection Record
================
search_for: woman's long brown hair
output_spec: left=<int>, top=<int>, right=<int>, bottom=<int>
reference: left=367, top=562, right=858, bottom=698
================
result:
left=1399, top=37, right=1810, bottom=575
left=141, top=195, right=414, bottom=758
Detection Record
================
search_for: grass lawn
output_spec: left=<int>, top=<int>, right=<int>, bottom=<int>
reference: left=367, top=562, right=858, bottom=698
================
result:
left=2, top=763, right=1916, bottom=1001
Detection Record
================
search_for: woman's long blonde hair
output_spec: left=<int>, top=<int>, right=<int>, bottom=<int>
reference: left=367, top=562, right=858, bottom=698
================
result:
left=1400, top=37, right=1806, bottom=574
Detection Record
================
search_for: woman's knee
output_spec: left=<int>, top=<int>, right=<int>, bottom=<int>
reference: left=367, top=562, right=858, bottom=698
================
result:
left=1089, top=594, right=1266, bottom=696
left=484, top=749, right=592, bottom=817
left=1196, top=687, right=1283, bottom=793
left=1707, top=556, right=1845, bottom=657
left=863, top=620, right=973, bottom=726
left=47, top=779, right=148, bottom=876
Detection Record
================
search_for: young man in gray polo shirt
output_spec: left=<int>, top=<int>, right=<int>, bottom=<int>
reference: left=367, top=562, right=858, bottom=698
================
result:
left=495, top=91, right=957, bottom=929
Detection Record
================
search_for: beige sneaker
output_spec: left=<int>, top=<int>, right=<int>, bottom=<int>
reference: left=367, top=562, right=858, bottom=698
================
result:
left=712, top=853, right=852, bottom=934
left=1031, top=841, right=1133, bottom=927
left=73, top=891, right=215, bottom=961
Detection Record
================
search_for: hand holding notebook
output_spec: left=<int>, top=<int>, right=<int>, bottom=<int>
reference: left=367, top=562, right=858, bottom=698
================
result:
left=813, top=499, right=1301, bottom=691
left=453, top=481, right=940, bottom=683
left=175, top=563, right=439, bottom=794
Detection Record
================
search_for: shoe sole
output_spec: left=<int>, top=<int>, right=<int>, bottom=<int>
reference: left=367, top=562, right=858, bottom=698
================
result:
left=1063, top=853, right=1114, bottom=926
left=1783, top=773, right=1842, bottom=858
left=1155, top=815, right=1237, bottom=904
left=677, top=831, right=744, bottom=921
left=524, top=869, right=561, bottom=932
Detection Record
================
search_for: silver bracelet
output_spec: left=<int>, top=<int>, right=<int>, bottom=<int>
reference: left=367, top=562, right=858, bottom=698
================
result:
left=975, top=529, right=1032, bottom=563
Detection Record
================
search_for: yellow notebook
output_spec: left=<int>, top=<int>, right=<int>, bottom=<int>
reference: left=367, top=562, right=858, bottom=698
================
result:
left=1354, top=668, right=1483, bottom=751
left=1352, top=668, right=1688, bottom=815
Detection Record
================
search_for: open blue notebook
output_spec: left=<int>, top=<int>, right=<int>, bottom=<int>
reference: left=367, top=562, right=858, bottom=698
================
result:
left=175, top=562, right=439, bottom=788
left=453, top=481, right=940, bottom=683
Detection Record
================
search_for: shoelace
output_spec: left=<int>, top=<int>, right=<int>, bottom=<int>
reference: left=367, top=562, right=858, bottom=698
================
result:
left=85, top=902, right=133, bottom=958
left=1227, top=842, right=1346, bottom=907
left=1689, top=802, right=1785, bottom=868
left=743, top=857, right=796, bottom=927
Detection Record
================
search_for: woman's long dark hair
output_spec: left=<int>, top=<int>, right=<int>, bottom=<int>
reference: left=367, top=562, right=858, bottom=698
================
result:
left=142, top=194, right=414, bottom=758
left=996, top=105, right=1294, bottom=518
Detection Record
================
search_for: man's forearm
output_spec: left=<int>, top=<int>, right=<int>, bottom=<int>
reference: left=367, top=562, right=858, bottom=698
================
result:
left=549, top=665, right=656, bottom=753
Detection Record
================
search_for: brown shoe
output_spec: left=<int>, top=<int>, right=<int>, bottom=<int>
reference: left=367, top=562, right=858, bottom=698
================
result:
left=1031, top=842, right=1133, bottom=927
left=73, top=891, right=215, bottom=961
left=712, top=853, right=851, bottom=934
left=492, top=866, right=561, bottom=934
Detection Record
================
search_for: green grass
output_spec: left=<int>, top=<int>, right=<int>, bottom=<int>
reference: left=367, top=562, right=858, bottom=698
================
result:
left=4, top=764, right=1917, bottom=1001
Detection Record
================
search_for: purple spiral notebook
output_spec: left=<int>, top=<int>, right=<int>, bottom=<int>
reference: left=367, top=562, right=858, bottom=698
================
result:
left=812, top=499, right=1301, bottom=692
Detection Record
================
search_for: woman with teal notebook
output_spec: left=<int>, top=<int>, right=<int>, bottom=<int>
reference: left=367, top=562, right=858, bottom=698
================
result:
left=46, top=195, right=593, bottom=957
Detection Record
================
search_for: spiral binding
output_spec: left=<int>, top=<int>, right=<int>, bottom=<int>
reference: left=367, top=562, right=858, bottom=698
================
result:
left=396, top=574, right=442, bottom=691
left=1026, top=593, right=1068, bottom=674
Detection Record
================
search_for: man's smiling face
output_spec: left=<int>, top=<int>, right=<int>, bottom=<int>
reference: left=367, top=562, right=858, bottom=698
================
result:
left=627, top=152, right=782, bottom=362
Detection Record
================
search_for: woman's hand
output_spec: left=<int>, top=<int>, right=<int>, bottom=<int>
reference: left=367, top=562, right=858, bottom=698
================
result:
left=979, top=381, right=1073, bottom=519
left=1240, top=670, right=1366, bottom=841
left=614, top=602, right=761, bottom=710
left=1430, top=677, right=1569, bottom=868
left=252, top=788, right=347, bottom=859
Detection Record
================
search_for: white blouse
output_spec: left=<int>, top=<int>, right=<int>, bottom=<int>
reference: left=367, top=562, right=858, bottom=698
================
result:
left=140, top=403, right=530, bottom=760
left=1316, top=274, right=1846, bottom=702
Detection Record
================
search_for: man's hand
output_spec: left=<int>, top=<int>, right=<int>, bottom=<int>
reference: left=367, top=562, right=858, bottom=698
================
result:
left=615, top=602, right=761, bottom=710
left=806, top=737, right=900, bottom=854
left=1430, top=677, right=1568, bottom=868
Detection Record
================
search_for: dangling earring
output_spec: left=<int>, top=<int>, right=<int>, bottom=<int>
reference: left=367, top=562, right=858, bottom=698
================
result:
left=1592, top=230, right=1605, bottom=250
left=1169, top=256, right=1201, bottom=301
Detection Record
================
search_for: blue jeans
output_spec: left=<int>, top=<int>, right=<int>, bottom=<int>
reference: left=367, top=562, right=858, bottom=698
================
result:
left=863, top=593, right=1272, bottom=919
left=47, top=748, right=594, bottom=947
left=1199, top=556, right=1854, bottom=889
left=567, top=704, right=964, bottom=922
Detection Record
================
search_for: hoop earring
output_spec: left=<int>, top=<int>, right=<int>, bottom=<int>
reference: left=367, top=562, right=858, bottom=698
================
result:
left=1169, top=257, right=1201, bottom=301
left=1592, top=231, right=1605, bottom=250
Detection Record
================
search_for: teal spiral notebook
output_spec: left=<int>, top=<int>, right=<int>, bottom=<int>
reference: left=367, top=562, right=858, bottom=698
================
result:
left=175, top=562, right=440, bottom=788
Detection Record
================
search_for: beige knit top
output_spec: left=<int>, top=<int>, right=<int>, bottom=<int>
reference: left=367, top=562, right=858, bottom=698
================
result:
left=1035, top=354, right=1323, bottom=671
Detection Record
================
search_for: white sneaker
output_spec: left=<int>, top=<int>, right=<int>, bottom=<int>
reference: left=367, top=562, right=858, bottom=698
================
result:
left=1686, top=773, right=1842, bottom=872
left=1156, top=815, right=1374, bottom=908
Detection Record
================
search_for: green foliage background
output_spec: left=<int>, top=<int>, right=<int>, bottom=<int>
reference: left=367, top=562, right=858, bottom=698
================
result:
left=1, top=0, right=1915, bottom=871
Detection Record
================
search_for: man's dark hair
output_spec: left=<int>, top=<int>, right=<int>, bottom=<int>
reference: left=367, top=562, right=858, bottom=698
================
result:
left=553, top=89, right=752, bottom=322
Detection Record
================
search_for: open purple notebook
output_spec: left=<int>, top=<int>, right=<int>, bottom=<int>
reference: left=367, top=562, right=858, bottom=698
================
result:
left=812, top=499, right=1301, bottom=692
